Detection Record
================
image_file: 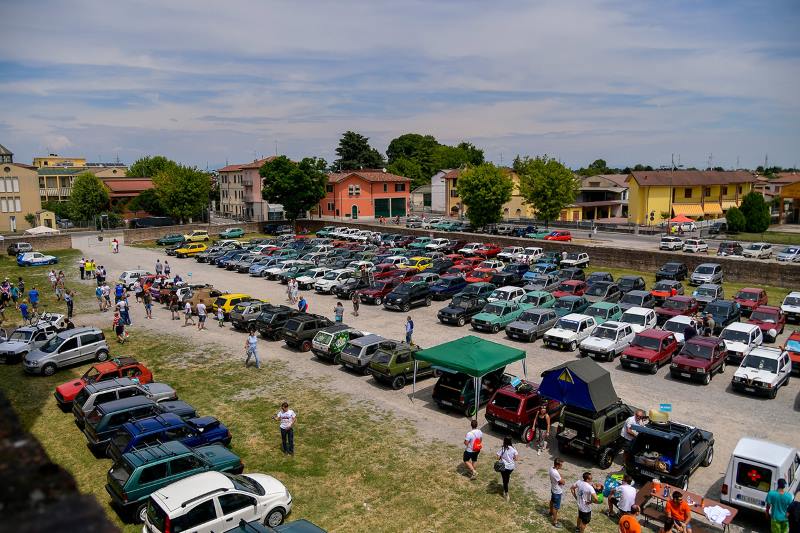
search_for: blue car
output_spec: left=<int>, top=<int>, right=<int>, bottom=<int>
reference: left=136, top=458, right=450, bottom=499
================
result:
left=249, top=258, right=279, bottom=276
left=107, top=413, right=231, bottom=462
left=429, top=276, right=468, bottom=300
left=523, top=262, right=558, bottom=280
left=16, top=252, right=58, bottom=266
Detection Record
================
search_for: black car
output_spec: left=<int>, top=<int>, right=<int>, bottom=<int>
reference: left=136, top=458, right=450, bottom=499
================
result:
left=490, top=264, right=527, bottom=287
left=281, top=314, right=334, bottom=352
left=618, top=275, right=646, bottom=294
left=625, top=418, right=714, bottom=489
left=437, top=295, right=487, bottom=326
left=708, top=222, right=727, bottom=235
left=332, top=277, right=372, bottom=300
left=655, top=262, right=688, bottom=281
left=428, top=258, right=455, bottom=274
left=383, top=281, right=432, bottom=312
left=557, top=267, right=586, bottom=281
left=256, top=304, right=301, bottom=340
left=704, top=299, right=742, bottom=334
left=586, top=271, right=614, bottom=285
left=164, top=243, right=182, bottom=256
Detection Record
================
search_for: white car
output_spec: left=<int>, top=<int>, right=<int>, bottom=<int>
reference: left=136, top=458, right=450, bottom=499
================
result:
left=662, top=315, right=701, bottom=345
left=618, top=307, right=657, bottom=334
left=421, top=217, right=442, bottom=229
left=486, top=286, right=526, bottom=303
left=781, top=291, right=800, bottom=323
left=383, top=255, right=410, bottom=266
left=519, top=247, right=543, bottom=262
left=263, top=259, right=299, bottom=280
left=542, top=313, right=597, bottom=351
left=478, top=259, right=504, bottom=270
left=143, top=471, right=292, bottom=531
left=497, top=246, right=525, bottom=262
left=731, top=346, right=792, bottom=399
left=719, top=322, right=763, bottom=364
left=347, top=260, right=375, bottom=273
left=16, top=251, right=58, bottom=266
left=314, top=268, right=354, bottom=293
left=296, top=267, right=331, bottom=289
left=683, top=239, right=709, bottom=253
left=118, top=270, right=150, bottom=290
left=459, top=242, right=483, bottom=256
left=425, top=238, right=451, bottom=252
left=579, top=321, right=635, bottom=361
left=560, top=252, right=590, bottom=268
left=742, top=242, right=773, bottom=259
left=659, top=236, right=683, bottom=251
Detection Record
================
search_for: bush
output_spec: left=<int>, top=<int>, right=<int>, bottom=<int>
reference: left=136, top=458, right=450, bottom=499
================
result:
left=725, top=207, right=746, bottom=233
left=739, top=192, right=771, bottom=233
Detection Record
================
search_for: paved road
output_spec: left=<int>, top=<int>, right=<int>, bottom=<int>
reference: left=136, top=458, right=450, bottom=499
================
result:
left=73, top=235, right=797, bottom=532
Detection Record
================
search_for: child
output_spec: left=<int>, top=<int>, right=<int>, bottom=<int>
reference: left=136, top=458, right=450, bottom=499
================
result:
left=217, top=306, right=225, bottom=327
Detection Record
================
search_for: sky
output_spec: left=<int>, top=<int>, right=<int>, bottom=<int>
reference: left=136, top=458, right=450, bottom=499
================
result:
left=0, top=0, right=798, bottom=172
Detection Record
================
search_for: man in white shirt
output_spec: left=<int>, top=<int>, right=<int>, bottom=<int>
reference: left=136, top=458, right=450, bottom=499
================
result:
left=273, top=402, right=296, bottom=455
left=463, top=419, right=483, bottom=480
left=608, top=474, right=637, bottom=517
left=549, top=457, right=565, bottom=528
left=571, top=472, right=599, bottom=533
left=621, top=410, right=646, bottom=463
left=196, top=300, right=207, bottom=331
left=183, top=301, right=195, bottom=326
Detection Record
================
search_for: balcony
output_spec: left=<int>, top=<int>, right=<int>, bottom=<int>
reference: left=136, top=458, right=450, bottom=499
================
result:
left=243, top=179, right=253, bottom=187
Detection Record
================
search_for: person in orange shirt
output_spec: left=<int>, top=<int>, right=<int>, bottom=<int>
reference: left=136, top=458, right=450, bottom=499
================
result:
left=619, top=505, right=642, bottom=533
left=665, top=491, right=693, bottom=533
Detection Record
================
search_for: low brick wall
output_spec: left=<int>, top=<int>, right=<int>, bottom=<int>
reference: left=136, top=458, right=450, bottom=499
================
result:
left=304, top=220, right=800, bottom=287
left=3, top=233, right=73, bottom=251
left=123, top=221, right=262, bottom=243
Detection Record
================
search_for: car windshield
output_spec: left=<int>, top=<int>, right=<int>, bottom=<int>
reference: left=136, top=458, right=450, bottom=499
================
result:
left=555, top=299, right=575, bottom=310
left=556, top=319, right=579, bottom=332
left=489, top=290, right=510, bottom=300
left=224, top=473, right=266, bottom=496
left=586, top=307, right=609, bottom=319
left=483, top=304, right=505, bottom=316
left=619, top=278, right=638, bottom=290
left=342, top=344, right=362, bottom=357
left=735, top=291, right=759, bottom=301
left=108, top=460, right=133, bottom=486
left=82, top=366, right=101, bottom=382
left=661, top=299, right=687, bottom=310
left=695, top=287, right=717, bottom=297
left=631, top=335, right=661, bottom=350
left=749, top=310, right=776, bottom=322
left=502, top=264, right=519, bottom=273
left=39, top=335, right=63, bottom=354
left=518, top=311, right=541, bottom=323
left=74, top=387, right=91, bottom=407
left=371, top=350, right=393, bottom=365
left=586, top=285, right=607, bottom=296
left=557, top=283, right=575, bottom=293
left=696, top=266, right=715, bottom=274
left=9, top=330, right=32, bottom=341
left=372, top=281, right=392, bottom=290
left=621, top=312, right=647, bottom=326
left=322, top=271, right=338, bottom=280
left=653, top=282, right=673, bottom=291
left=785, top=296, right=800, bottom=306
left=662, top=264, right=680, bottom=272
left=314, top=332, right=333, bottom=345
left=393, top=284, right=412, bottom=295
left=705, top=303, right=727, bottom=315
left=473, top=270, right=492, bottom=279
left=721, top=329, right=750, bottom=343
left=284, top=319, right=302, bottom=332
left=663, top=320, right=687, bottom=333
left=621, top=293, right=644, bottom=305
left=682, top=342, right=713, bottom=359
left=502, top=247, right=516, bottom=253
left=594, top=326, right=618, bottom=340
left=741, top=354, right=778, bottom=373
left=111, top=430, right=133, bottom=451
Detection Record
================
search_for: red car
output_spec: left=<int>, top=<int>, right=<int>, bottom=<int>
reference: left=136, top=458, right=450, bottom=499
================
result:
left=445, top=264, right=474, bottom=277
left=445, top=253, right=465, bottom=264
left=459, top=257, right=485, bottom=269
left=54, top=357, right=153, bottom=408
left=670, top=336, right=727, bottom=385
left=485, top=382, right=562, bottom=442
left=465, top=267, right=497, bottom=284
left=476, top=243, right=501, bottom=258
left=785, top=330, right=800, bottom=374
left=358, top=278, right=401, bottom=306
left=650, top=280, right=682, bottom=302
left=748, top=305, right=786, bottom=343
left=544, top=231, right=572, bottom=242
left=733, top=287, right=768, bottom=317
left=655, top=296, right=699, bottom=325
left=372, top=263, right=399, bottom=279
left=387, top=267, right=418, bottom=282
left=620, top=329, right=679, bottom=374
left=394, top=236, right=415, bottom=247
left=552, top=280, right=587, bottom=299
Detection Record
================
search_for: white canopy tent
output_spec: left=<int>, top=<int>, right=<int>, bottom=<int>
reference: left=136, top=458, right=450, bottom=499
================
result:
left=24, top=225, right=60, bottom=235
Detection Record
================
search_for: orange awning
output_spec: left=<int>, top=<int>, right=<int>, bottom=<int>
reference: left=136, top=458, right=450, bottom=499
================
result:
left=672, top=203, right=704, bottom=217
left=704, top=203, right=723, bottom=215
left=720, top=200, right=738, bottom=210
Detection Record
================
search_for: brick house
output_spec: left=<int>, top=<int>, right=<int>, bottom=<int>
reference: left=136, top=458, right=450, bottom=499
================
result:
left=318, top=169, right=411, bottom=220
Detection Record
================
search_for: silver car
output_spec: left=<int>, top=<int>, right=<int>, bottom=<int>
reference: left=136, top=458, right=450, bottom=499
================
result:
left=0, top=324, right=59, bottom=363
left=776, top=246, right=800, bottom=262
left=689, top=263, right=723, bottom=286
left=505, top=309, right=558, bottom=342
left=72, top=377, right=177, bottom=428
left=24, top=327, right=109, bottom=376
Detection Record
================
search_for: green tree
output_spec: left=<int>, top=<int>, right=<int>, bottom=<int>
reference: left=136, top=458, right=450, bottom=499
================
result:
left=333, top=131, right=384, bottom=171
left=725, top=207, right=746, bottom=233
left=457, top=163, right=513, bottom=229
left=739, top=191, right=771, bottom=233
left=261, top=156, right=328, bottom=222
left=68, top=172, right=110, bottom=221
left=386, top=157, right=424, bottom=188
left=514, top=155, right=579, bottom=227
left=386, top=134, right=437, bottom=174
left=431, top=142, right=484, bottom=170
left=577, top=158, right=611, bottom=176
left=152, top=165, right=211, bottom=222
left=41, top=200, right=71, bottom=219
left=127, top=188, right=165, bottom=215
left=128, top=155, right=177, bottom=177
left=24, top=213, right=36, bottom=226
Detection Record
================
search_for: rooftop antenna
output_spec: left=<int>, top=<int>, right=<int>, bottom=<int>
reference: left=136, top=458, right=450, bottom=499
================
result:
left=275, top=141, right=278, bottom=156
left=671, top=153, right=675, bottom=170
left=500, top=153, right=503, bottom=166
left=765, top=153, right=769, bottom=169
left=736, top=156, right=740, bottom=170
left=707, top=153, right=713, bottom=170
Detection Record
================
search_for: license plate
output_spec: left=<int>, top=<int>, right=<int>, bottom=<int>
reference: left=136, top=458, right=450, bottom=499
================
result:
left=440, top=400, right=452, bottom=406
left=737, top=494, right=763, bottom=506
left=494, top=421, right=508, bottom=428
left=629, top=363, right=639, bottom=368
left=681, top=372, right=691, bottom=378
left=640, top=469, right=659, bottom=478
left=745, top=387, right=755, bottom=392
left=510, top=334, right=519, bottom=339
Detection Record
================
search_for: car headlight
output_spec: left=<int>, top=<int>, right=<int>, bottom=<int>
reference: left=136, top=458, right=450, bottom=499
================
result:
left=28, top=359, right=39, bottom=366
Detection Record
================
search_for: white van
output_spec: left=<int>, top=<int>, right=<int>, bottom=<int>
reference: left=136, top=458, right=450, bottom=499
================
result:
left=720, top=437, right=800, bottom=512
left=118, top=270, right=150, bottom=289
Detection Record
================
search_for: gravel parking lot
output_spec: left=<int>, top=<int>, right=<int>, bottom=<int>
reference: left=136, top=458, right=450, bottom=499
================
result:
left=75, top=235, right=798, bottom=532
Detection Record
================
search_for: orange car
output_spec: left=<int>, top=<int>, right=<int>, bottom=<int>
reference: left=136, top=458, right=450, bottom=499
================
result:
left=650, top=280, right=683, bottom=302
left=465, top=267, right=497, bottom=284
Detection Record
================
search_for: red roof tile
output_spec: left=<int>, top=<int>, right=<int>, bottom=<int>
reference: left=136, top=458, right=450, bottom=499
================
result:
left=328, top=169, right=411, bottom=183
left=102, top=178, right=154, bottom=197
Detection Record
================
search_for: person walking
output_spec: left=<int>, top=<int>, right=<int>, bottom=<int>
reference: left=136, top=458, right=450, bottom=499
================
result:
left=290, top=279, right=299, bottom=304
left=619, top=505, right=642, bottom=533
left=102, top=283, right=111, bottom=312
left=28, top=286, right=39, bottom=312
left=113, top=310, right=127, bottom=344
left=532, top=405, right=551, bottom=455
left=298, top=296, right=308, bottom=313
left=196, top=299, right=207, bottom=330
left=155, top=259, right=163, bottom=276
left=19, top=299, right=30, bottom=324
left=118, top=295, right=131, bottom=326
left=286, top=279, right=293, bottom=302
left=405, top=316, right=414, bottom=345
left=217, top=306, right=225, bottom=327
left=48, top=269, right=57, bottom=290
left=245, top=329, right=260, bottom=368
left=608, top=474, right=637, bottom=518
left=133, top=280, right=143, bottom=303
left=273, top=402, right=296, bottom=455
left=79, top=257, right=86, bottom=280
left=549, top=458, right=565, bottom=528
left=10, top=283, right=18, bottom=308
left=351, top=292, right=360, bottom=317
left=143, top=290, right=153, bottom=319
left=183, top=301, right=195, bottom=326
left=571, top=472, right=600, bottom=533
left=169, top=294, right=180, bottom=320
left=164, top=261, right=171, bottom=277
left=463, top=419, right=483, bottom=480
left=496, top=436, right=518, bottom=502
left=767, top=479, right=794, bottom=533
left=64, top=290, right=74, bottom=320
left=334, top=301, right=344, bottom=323
left=114, top=283, right=124, bottom=304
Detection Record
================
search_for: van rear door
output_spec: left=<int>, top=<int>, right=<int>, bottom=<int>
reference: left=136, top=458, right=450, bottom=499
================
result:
left=730, top=457, right=775, bottom=511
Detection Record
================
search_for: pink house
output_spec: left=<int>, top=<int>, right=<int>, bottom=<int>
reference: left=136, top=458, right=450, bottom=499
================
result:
left=318, top=170, right=411, bottom=220
left=218, top=156, right=278, bottom=221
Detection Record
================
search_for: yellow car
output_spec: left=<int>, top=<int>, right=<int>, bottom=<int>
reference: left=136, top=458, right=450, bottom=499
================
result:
left=406, top=256, right=433, bottom=271
left=212, top=293, right=253, bottom=317
left=175, top=243, right=207, bottom=258
left=183, top=230, right=210, bottom=242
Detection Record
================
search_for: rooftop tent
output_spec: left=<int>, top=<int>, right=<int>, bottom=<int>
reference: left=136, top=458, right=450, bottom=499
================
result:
left=538, top=358, right=618, bottom=413
left=411, top=335, right=527, bottom=419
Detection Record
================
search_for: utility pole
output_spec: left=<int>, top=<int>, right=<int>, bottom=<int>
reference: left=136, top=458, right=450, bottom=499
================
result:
left=275, top=141, right=278, bottom=156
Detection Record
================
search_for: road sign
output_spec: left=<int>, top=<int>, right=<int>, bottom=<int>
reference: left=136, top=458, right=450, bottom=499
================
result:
left=659, top=403, right=672, bottom=412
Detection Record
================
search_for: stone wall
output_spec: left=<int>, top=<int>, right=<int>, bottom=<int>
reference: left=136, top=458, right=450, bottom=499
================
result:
left=123, top=221, right=263, bottom=243
left=4, top=233, right=73, bottom=251
left=304, top=220, right=800, bottom=287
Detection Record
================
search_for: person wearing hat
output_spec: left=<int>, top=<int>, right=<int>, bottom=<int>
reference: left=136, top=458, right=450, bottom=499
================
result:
left=767, top=478, right=793, bottom=533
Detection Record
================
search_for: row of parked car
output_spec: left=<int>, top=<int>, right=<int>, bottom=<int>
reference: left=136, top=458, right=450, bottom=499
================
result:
left=660, top=236, right=800, bottom=262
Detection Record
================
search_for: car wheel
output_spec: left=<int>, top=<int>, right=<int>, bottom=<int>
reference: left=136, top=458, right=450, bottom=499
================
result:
left=425, top=297, right=432, bottom=307
left=362, top=366, right=372, bottom=376
left=372, top=296, right=382, bottom=306
left=569, top=341, right=577, bottom=351
left=491, top=324, right=500, bottom=333
left=457, top=316, right=466, bottom=327
left=464, top=404, right=477, bottom=418
left=598, top=448, right=616, bottom=469
left=42, top=363, right=57, bottom=376
left=769, top=385, right=779, bottom=399
left=136, top=503, right=148, bottom=524
left=301, top=340, right=312, bottom=352
left=702, top=372, right=711, bottom=385
left=96, top=350, right=109, bottom=362
left=402, top=303, right=410, bottom=312
left=678, top=476, right=689, bottom=491
left=391, top=375, right=406, bottom=390
left=521, top=425, right=534, bottom=443
left=650, top=364, right=658, bottom=375
left=702, top=446, right=714, bottom=467
left=264, top=507, right=286, bottom=527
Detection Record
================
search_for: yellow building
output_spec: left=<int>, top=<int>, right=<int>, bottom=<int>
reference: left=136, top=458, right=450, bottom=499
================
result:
left=626, top=170, right=756, bottom=225
left=444, top=167, right=536, bottom=219
left=0, top=162, right=42, bottom=233
left=32, top=154, right=87, bottom=168
left=38, top=166, right=127, bottom=203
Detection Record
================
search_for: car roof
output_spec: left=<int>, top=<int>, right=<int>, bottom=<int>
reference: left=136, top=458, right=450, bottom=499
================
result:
left=57, top=326, right=100, bottom=338
left=752, top=305, right=780, bottom=312
left=685, top=336, right=719, bottom=347
left=495, top=381, right=542, bottom=399
left=639, top=329, right=672, bottom=338
left=665, top=314, right=693, bottom=324
left=84, top=377, right=137, bottom=393
left=697, top=283, right=721, bottom=289
left=152, top=471, right=233, bottom=512
left=598, top=321, right=625, bottom=329
left=128, top=413, right=184, bottom=434
left=724, top=322, right=759, bottom=332
left=562, top=313, right=591, bottom=321
left=624, top=307, right=653, bottom=316
left=733, top=437, right=797, bottom=463
left=560, top=295, right=584, bottom=302
left=589, top=301, right=617, bottom=309
left=96, top=395, right=154, bottom=414
left=697, top=262, right=720, bottom=267
left=626, top=290, right=650, bottom=297
left=667, top=295, right=693, bottom=302
left=737, top=287, right=763, bottom=293
left=749, top=346, right=782, bottom=359
left=561, top=280, right=584, bottom=286
left=494, top=286, right=520, bottom=292
left=348, top=334, right=386, bottom=346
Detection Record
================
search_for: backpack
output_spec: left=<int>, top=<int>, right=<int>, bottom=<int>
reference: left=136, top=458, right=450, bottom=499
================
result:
left=473, top=437, right=482, bottom=452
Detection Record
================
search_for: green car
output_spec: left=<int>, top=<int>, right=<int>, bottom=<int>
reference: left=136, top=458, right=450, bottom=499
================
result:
left=408, top=237, right=432, bottom=250
left=311, top=325, right=364, bottom=364
left=220, top=227, right=245, bottom=238
left=521, top=290, right=557, bottom=308
left=369, top=342, right=430, bottom=390
left=525, top=230, right=551, bottom=239
left=470, top=301, right=533, bottom=333
left=441, top=221, right=463, bottom=231
left=315, top=226, right=336, bottom=238
left=106, top=440, right=243, bottom=523
left=554, top=295, right=591, bottom=317
left=156, top=233, right=185, bottom=246
left=454, top=282, right=496, bottom=300
left=584, top=302, right=623, bottom=325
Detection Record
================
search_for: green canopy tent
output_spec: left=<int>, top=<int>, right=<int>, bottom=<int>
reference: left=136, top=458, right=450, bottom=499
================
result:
left=412, top=336, right=528, bottom=419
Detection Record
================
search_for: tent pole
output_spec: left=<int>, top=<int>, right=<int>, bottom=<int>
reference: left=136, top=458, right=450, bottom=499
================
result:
left=411, top=360, right=418, bottom=402
left=522, top=359, right=528, bottom=380
left=474, top=376, right=481, bottom=420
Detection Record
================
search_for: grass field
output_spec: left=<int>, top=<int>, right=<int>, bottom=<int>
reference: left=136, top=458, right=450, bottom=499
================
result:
left=0, top=330, right=620, bottom=533
left=729, top=231, right=799, bottom=246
